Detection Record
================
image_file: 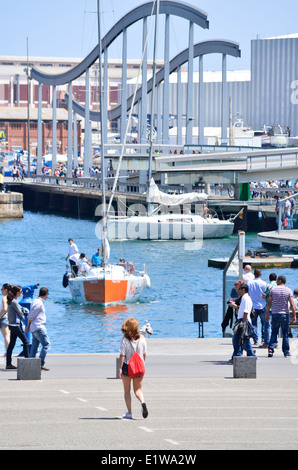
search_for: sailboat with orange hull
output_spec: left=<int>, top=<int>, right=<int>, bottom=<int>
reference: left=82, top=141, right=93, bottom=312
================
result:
left=67, top=0, right=151, bottom=305
left=68, top=264, right=150, bottom=305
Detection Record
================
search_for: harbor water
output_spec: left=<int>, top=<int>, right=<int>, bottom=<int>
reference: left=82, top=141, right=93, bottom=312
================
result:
left=1, top=211, right=298, bottom=354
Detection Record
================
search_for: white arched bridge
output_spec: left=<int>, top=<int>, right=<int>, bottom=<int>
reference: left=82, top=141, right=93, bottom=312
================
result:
left=30, top=0, right=242, bottom=183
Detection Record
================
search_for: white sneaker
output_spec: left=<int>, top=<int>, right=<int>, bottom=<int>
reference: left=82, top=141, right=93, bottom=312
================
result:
left=122, top=413, right=132, bottom=419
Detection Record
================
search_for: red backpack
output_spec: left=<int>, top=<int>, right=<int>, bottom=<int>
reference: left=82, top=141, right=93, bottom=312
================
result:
left=128, top=341, right=145, bottom=378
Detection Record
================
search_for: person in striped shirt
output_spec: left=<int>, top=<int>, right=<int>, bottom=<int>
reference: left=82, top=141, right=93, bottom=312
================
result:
left=265, top=275, right=296, bottom=357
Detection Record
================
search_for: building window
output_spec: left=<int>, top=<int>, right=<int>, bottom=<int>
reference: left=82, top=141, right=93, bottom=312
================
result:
left=10, top=123, right=22, bottom=130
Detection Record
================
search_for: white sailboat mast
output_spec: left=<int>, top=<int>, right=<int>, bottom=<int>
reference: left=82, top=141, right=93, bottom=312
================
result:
left=97, top=0, right=108, bottom=264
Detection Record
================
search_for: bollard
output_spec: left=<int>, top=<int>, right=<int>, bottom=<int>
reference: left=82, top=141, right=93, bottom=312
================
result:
left=233, top=356, right=257, bottom=379
left=17, top=358, right=41, bottom=380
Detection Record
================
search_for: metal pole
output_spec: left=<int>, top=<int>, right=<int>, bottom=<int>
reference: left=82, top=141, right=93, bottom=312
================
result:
left=198, top=55, right=204, bottom=145
left=147, top=0, right=160, bottom=212
left=186, top=21, right=194, bottom=146
left=221, top=53, right=227, bottom=143
left=37, top=83, right=42, bottom=177
left=223, top=241, right=239, bottom=335
left=84, top=68, right=90, bottom=176
left=103, top=46, right=108, bottom=146
left=97, top=0, right=108, bottom=264
left=120, top=28, right=127, bottom=143
left=238, top=231, right=245, bottom=281
left=73, top=113, right=78, bottom=169
left=52, top=85, right=57, bottom=173
left=67, top=82, right=73, bottom=180
left=162, top=13, right=170, bottom=145
left=26, top=37, right=31, bottom=178
left=141, top=17, right=148, bottom=145
left=177, top=65, right=182, bottom=146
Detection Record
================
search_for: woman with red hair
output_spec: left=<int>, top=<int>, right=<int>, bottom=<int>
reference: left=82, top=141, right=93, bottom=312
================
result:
left=119, top=317, right=148, bottom=419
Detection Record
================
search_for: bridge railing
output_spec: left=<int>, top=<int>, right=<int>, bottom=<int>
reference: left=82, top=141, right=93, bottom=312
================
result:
left=31, top=174, right=189, bottom=196
left=246, top=147, right=298, bottom=171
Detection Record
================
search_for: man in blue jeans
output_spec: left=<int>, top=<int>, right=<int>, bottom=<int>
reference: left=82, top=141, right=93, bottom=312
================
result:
left=231, top=284, right=257, bottom=360
left=247, top=268, right=269, bottom=347
left=26, top=287, right=51, bottom=371
left=265, top=275, right=296, bottom=358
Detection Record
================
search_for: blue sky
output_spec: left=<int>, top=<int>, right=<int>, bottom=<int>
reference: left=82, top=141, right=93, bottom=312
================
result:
left=2, top=0, right=298, bottom=71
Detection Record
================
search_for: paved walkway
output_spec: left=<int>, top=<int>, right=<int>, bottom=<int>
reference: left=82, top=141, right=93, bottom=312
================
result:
left=1, top=338, right=298, bottom=451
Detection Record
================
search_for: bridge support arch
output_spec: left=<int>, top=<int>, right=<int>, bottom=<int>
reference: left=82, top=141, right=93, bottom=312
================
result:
left=30, top=1, right=240, bottom=179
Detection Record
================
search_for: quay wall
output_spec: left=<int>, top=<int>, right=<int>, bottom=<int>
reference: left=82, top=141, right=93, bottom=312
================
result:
left=6, top=183, right=279, bottom=233
left=11, top=183, right=146, bottom=220
left=0, top=192, right=23, bottom=218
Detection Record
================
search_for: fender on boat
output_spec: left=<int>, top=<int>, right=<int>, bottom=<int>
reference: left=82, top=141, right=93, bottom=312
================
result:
left=144, top=274, right=151, bottom=289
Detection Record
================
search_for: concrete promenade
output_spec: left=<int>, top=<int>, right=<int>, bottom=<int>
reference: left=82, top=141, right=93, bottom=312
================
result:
left=1, top=337, right=298, bottom=451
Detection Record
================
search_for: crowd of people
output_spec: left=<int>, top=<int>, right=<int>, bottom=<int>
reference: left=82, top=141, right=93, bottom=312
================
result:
left=250, top=179, right=298, bottom=198
left=273, top=191, right=296, bottom=229
left=11, top=164, right=26, bottom=181
left=226, top=265, right=298, bottom=362
left=66, top=238, right=103, bottom=277
left=0, top=284, right=51, bottom=371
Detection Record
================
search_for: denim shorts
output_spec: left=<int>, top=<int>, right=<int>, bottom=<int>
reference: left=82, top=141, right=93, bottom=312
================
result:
left=0, top=316, right=8, bottom=328
left=122, top=362, right=129, bottom=376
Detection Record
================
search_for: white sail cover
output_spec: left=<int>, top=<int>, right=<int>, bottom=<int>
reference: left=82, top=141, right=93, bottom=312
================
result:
left=147, top=179, right=208, bottom=206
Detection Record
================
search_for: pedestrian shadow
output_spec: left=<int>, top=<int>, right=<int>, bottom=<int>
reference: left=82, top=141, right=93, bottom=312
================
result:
left=79, top=417, right=122, bottom=421
left=201, top=360, right=231, bottom=366
left=79, top=417, right=142, bottom=421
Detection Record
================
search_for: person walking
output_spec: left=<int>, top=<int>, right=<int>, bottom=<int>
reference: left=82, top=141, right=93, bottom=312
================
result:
left=266, top=275, right=296, bottom=358
left=0, top=283, right=11, bottom=353
left=247, top=268, right=269, bottom=347
left=0, top=171, right=4, bottom=192
left=260, top=272, right=277, bottom=348
left=119, top=317, right=148, bottom=419
left=231, top=284, right=257, bottom=360
left=26, top=287, right=51, bottom=371
left=6, top=285, right=30, bottom=369
left=287, top=191, right=296, bottom=230
left=274, top=194, right=281, bottom=229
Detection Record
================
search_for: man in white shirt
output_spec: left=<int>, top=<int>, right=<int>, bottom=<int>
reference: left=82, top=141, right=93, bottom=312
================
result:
left=77, top=253, right=91, bottom=276
left=66, top=238, right=79, bottom=275
left=66, top=238, right=79, bottom=276
left=284, top=199, right=291, bottom=230
left=231, top=284, right=257, bottom=360
left=26, top=287, right=51, bottom=371
left=247, top=268, right=268, bottom=346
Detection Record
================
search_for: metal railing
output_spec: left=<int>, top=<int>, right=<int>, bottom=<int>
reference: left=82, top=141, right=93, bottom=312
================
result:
left=246, top=147, right=298, bottom=171
left=28, top=174, right=189, bottom=197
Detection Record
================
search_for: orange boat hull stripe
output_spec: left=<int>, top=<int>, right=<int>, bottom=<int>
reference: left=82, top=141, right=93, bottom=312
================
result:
left=83, top=279, right=128, bottom=303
